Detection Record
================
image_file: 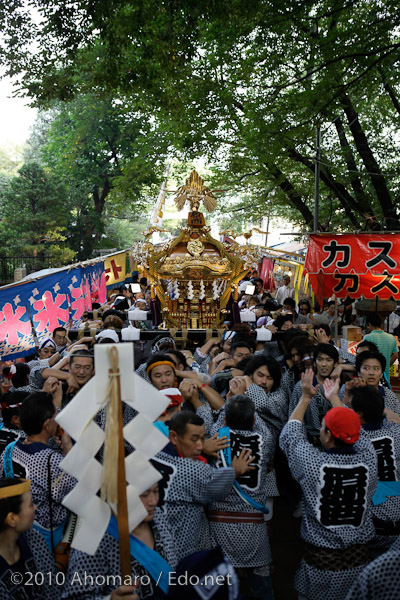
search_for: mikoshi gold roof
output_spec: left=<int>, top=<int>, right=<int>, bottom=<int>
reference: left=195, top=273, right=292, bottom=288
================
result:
left=132, top=170, right=263, bottom=329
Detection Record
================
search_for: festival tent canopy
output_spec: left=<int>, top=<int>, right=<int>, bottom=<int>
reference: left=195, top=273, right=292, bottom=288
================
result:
left=305, top=234, right=400, bottom=303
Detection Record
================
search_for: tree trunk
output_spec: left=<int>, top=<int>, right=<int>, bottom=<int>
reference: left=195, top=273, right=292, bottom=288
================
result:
left=341, top=94, right=400, bottom=229
left=286, top=146, right=363, bottom=229
left=265, top=162, right=315, bottom=228
left=333, top=117, right=371, bottom=213
left=378, top=66, right=400, bottom=117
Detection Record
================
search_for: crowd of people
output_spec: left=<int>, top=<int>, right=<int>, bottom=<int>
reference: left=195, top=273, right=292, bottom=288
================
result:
left=0, top=273, right=400, bottom=599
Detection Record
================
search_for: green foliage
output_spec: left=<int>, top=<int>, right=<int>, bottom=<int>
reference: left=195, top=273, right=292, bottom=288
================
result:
left=1, top=0, right=400, bottom=230
left=101, top=214, right=152, bottom=251
left=0, top=162, right=74, bottom=264
left=0, top=142, right=25, bottom=176
left=36, top=94, right=168, bottom=258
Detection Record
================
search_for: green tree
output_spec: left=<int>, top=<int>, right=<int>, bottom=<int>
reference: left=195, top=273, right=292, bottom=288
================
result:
left=1, top=0, right=400, bottom=230
left=0, top=142, right=24, bottom=176
left=39, top=94, right=167, bottom=258
left=0, top=162, right=75, bottom=264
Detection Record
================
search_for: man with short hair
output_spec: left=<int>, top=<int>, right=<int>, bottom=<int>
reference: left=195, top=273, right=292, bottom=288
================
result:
left=363, top=313, right=398, bottom=382
left=152, top=411, right=254, bottom=562
left=275, top=274, right=295, bottom=305
left=208, top=395, right=275, bottom=599
left=280, top=370, right=378, bottom=600
left=282, top=297, right=310, bottom=325
left=252, top=277, right=269, bottom=301
left=52, top=327, right=69, bottom=353
left=288, top=343, right=341, bottom=443
left=69, top=350, right=95, bottom=389
left=0, top=392, right=76, bottom=550
left=340, top=351, right=400, bottom=416
left=313, top=322, right=356, bottom=374
left=39, top=349, right=95, bottom=406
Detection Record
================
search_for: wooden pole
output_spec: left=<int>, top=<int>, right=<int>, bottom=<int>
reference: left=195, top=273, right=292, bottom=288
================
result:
left=334, top=296, right=339, bottom=346
left=314, top=126, right=321, bottom=233
left=109, top=354, right=131, bottom=580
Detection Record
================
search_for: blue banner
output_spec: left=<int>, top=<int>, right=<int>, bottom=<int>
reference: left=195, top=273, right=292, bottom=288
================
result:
left=0, top=281, right=35, bottom=360
left=0, top=261, right=105, bottom=360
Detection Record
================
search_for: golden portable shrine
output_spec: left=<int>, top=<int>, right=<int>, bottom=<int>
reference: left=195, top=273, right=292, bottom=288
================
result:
left=132, top=171, right=263, bottom=330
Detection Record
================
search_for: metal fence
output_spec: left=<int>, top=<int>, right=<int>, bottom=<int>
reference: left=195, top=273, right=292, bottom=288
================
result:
left=0, top=256, right=56, bottom=286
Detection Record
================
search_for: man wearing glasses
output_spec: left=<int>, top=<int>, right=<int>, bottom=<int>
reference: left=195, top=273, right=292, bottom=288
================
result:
left=69, top=350, right=95, bottom=389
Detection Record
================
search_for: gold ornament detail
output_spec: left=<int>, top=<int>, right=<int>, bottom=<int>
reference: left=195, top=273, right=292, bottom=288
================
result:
left=174, top=170, right=217, bottom=213
left=132, top=170, right=264, bottom=330
left=187, top=239, right=205, bottom=258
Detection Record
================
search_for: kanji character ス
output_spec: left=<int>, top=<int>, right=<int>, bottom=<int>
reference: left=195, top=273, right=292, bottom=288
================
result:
left=370, top=272, right=399, bottom=295
left=366, top=241, right=397, bottom=270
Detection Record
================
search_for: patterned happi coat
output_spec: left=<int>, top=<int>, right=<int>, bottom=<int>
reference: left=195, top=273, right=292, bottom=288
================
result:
left=245, top=383, right=288, bottom=440
left=0, top=441, right=76, bottom=528
left=0, top=424, right=26, bottom=455
left=0, top=529, right=60, bottom=600
left=280, top=420, right=378, bottom=600
left=360, top=421, right=400, bottom=554
left=152, top=443, right=235, bottom=563
left=345, top=537, right=400, bottom=600
left=208, top=424, right=275, bottom=568
left=289, top=378, right=332, bottom=438
left=280, top=367, right=300, bottom=408
left=61, top=517, right=176, bottom=600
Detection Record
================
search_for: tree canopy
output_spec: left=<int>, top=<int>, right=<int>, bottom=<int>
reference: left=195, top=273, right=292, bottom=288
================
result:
left=0, top=162, right=75, bottom=264
left=1, top=0, right=400, bottom=231
left=41, top=93, right=166, bottom=258
left=0, top=94, right=166, bottom=265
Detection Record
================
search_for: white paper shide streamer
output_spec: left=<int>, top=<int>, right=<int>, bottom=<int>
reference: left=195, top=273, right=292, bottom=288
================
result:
left=174, top=280, right=180, bottom=299
left=212, top=280, right=219, bottom=300
left=199, top=280, right=205, bottom=300
left=56, top=344, right=169, bottom=556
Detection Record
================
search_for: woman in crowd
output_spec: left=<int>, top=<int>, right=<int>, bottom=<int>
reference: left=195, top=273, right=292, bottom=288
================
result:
left=0, top=478, right=59, bottom=599
left=62, top=484, right=175, bottom=599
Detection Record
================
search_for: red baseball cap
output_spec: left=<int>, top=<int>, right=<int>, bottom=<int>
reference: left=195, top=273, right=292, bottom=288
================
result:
left=324, top=407, right=361, bottom=444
